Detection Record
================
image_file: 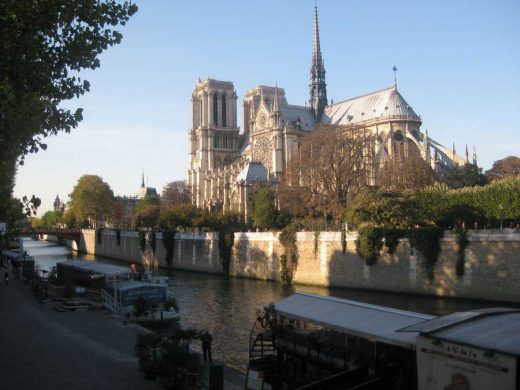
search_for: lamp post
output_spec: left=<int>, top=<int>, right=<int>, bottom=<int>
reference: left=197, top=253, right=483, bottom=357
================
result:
left=498, top=203, right=504, bottom=230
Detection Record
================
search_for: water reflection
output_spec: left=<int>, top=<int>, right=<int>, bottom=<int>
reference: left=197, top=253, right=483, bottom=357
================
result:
left=23, top=238, right=518, bottom=371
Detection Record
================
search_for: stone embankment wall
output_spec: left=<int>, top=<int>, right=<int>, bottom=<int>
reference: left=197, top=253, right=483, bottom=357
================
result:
left=74, top=229, right=520, bottom=302
left=75, top=229, right=224, bottom=274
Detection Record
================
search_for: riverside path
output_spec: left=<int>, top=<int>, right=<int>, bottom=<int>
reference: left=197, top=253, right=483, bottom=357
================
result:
left=0, top=272, right=160, bottom=390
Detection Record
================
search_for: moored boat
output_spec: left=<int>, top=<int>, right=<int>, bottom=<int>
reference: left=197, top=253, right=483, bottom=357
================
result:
left=56, top=259, right=179, bottom=324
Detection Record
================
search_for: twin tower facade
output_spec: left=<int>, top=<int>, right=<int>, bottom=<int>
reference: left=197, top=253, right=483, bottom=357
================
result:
left=188, top=3, right=469, bottom=217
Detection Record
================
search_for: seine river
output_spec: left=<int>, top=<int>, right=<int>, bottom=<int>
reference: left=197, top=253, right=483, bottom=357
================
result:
left=22, top=238, right=509, bottom=371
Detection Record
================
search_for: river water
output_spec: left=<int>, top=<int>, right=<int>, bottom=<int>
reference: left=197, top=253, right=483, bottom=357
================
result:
left=22, top=238, right=512, bottom=371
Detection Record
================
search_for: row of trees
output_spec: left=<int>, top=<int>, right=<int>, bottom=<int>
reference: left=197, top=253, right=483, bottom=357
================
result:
left=0, top=1, right=138, bottom=247
left=347, top=176, right=520, bottom=230
left=32, top=175, right=194, bottom=229
left=267, top=125, right=519, bottom=230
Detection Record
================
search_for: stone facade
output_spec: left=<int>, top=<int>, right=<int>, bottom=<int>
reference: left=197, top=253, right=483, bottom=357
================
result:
left=74, top=229, right=520, bottom=303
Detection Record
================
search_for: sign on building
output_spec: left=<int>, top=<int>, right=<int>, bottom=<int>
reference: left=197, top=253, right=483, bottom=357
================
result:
left=416, top=336, right=517, bottom=390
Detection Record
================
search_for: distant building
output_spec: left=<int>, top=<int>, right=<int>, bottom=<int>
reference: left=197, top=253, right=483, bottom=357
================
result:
left=137, top=172, right=158, bottom=199
left=115, top=173, right=158, bottom=226
left=53, top=195, right=65, bottom=213
left=188, top=3, right=475, bottom=216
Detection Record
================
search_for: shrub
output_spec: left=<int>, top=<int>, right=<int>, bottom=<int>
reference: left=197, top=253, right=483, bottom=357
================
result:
left=278, top=224, right=299, bottom=282
left=139, top=231, right=146, bottom=252
left=356, top=225, right=383, bottom=265
left=408, top=227, right=444, bottom=281
left=454, top=226, right=470, bottom=277
left=149, top=231, right=157, bottom=255
left=162, top=229, right=175, bottom=266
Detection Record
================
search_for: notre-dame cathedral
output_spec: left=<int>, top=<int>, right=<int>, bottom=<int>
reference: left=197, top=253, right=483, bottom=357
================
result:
left=188, top=3, right=474, bottom=216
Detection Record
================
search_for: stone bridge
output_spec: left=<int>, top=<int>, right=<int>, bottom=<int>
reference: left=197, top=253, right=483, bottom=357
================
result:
left=19, top=228, right=81, bottom=245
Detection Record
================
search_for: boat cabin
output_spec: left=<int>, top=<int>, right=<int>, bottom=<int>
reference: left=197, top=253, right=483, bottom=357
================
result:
left=248, top=293, right=434, bottom=389
left=57, top=259, right=131, bottom=287
left=401, top=308, right=520, bottom=390
left=105, top=280, right=168, bottom=312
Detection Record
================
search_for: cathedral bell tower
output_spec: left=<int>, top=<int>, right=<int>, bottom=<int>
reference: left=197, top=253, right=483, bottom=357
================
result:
left=188, top=79, right=239, bottom=207
left=309, top=1, right=327, bottom=121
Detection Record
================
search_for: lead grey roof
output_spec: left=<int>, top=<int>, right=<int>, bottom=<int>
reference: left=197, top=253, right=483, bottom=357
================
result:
left=58, top=259, right=130, bottom=277
left=236, top=162, right=271, bottom=184
left=280, top=105, right=316, bottom=131
left=322, top=85, right=420, bottom=126
left=400, top=308, right=520, bottom=357
left=272, top=292, right=434, bottom=349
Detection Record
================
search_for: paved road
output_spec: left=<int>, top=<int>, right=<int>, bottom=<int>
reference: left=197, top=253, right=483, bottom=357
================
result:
left=0, top=272, right=160, bottom=390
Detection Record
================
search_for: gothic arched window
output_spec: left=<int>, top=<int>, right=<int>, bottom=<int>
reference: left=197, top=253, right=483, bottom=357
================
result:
left=221, top=94, right=227, bottom=127
left=199, top=100, right=203, bottom=126
left=213, top=92, right=218, bottom=126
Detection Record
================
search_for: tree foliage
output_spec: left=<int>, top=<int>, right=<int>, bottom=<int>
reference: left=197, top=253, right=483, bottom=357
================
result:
left=136, top=195, right=160, bottom=214
left=69, top=175, right=115, bottom=227
left=61, top=208, right=76, bottom=229
left=442, top=164, right=487, bottom=189
left=0, top=0, right=137, bottom=226
left=485, top=156, right=520, bottom=181
left=251, top=186, right=279, bottom=229
left=40, top=210, right=62, bottom=227
left=283, top=124, right=372, bottom=223
left=161, top=181, right=190, bottom=209
left=376, top=148, right=438, bottom=192
left=348, top=187, right=420, bottom=228
left=416, top=177, right=520, bottom=228
left=133, top=204, right=160, bottom=229
left=159, top=204, right=205, bottom=230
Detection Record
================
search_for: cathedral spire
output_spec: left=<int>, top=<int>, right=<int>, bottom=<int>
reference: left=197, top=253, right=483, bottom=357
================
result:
left=273, top=83, right=280, bottom=113
left=141, top=170, right=145, bottom=188
left=473, top=146, right=478, bottom=166
left=465, top=144, right=469, bottom=164
left=309, top=0, right=327, bottom=121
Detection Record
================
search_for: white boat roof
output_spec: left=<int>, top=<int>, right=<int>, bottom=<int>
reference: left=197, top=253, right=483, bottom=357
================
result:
left=58, top=260, right=130, bottom=277
left=271, top=292, right=434, bottom=349
left=400, top=308, right=520, bottom=357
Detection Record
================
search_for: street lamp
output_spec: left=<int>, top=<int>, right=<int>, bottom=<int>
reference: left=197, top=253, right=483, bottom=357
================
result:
left=498, top=203, right=504, bottom=230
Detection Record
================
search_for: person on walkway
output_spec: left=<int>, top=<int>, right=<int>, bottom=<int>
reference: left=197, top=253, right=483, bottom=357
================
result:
left=201, top=331, right=213, bottom=363
left=4, top=272, right=9, bottom=286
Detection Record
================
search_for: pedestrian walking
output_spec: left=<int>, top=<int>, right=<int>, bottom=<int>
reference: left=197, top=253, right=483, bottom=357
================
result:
left=4, top=272, right=9, bottom=286
left=201, top=331, right=213, bottom=363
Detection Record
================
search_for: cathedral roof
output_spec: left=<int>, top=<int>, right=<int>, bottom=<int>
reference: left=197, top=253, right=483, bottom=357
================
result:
left=280, top=105, right=315, bottom=131
left=322, top=85, right=421, bottom=126
left=235, top=162, right=271, bottom=184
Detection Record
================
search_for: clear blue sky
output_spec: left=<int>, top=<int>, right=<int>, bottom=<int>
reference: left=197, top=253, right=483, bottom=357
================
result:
left=14, top=0, right=520, bottom=214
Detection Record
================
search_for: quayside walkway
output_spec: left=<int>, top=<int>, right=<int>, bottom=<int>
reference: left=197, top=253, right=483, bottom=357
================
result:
left=0, top=275, right=160, bottom=390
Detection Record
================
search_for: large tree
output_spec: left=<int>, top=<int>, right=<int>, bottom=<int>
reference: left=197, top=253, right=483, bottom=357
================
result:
left=442, top=164, right=487, bottom=189
left=251, top=186, right=278, bottom=229
left=283, top=124, right=372, bottom=223
left=161, top=180, right=191, bottom=209
left=376, top=148, right=438, bottom=192
left=132, top=195, right=160, bottom=228
left=485, top=156, right=520, bottom=181
left=69, top=175, right=115, bottom=227
left=0, top=1, right=137, bottom=219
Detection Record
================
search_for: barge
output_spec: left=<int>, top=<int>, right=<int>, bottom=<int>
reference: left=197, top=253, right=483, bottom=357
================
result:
left=248, top=293, right=520, bottom=390
left=57, top=260, right=178, bottom=324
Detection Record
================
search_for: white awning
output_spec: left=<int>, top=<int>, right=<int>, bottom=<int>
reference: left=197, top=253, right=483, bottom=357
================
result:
left=272, top=292, right=434, bottom=349
left=58, top=259, right=130, bottom=277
